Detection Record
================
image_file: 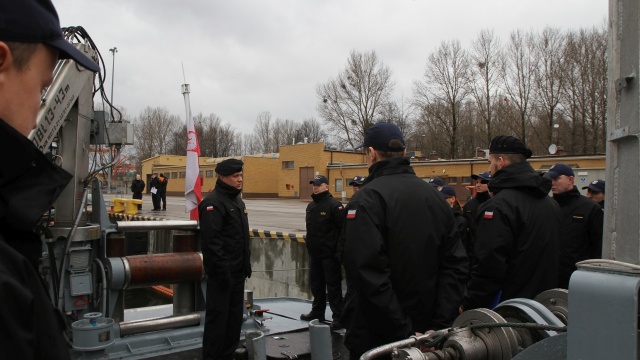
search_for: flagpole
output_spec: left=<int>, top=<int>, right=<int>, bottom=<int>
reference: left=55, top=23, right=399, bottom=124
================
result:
left=182, top=82, right=202, bottom=220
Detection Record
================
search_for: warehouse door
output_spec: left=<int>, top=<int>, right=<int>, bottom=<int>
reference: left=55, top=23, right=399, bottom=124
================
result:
left=299, top=167, right=315, bottom=199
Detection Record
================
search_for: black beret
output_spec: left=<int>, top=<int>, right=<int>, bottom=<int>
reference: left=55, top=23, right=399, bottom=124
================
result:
left=489, top=135, right=532, bottom=158
left=215, top=159, right=244, bottom=176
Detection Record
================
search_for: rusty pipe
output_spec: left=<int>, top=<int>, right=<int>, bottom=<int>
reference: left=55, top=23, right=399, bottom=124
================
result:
left=116, top=252, right=203, bottom=289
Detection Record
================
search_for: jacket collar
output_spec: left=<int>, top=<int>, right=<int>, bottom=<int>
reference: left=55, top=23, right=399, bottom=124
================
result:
left=0, top=118, right=72, bottom=231
left=311, top=190, right=332, bottom=203
left=553, top=186, right=581, bottom=206
left=366, top=157, right=414, bottom=184
left=488, top=161, right=551, bottom=198
left=215, top=178, right=242, bottom=199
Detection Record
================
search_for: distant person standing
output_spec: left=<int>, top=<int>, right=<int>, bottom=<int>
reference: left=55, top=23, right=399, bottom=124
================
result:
left=301, top=175, right=345, bottom=330
left=583, top=179, right=605, bottom=209
left=463, top=135, right=560, bottom=311
left=158, top=173, right=168, bottom=210
left=199, top=159, right=251, bottom=360
left=462, top=171, right=491, bottom=269
left=338, top=175, right=366, bottom=330
left=547, top=164, right=604, bottom=289
left=348, top=175, right=366, bottom=194
left=429, top=176, right=445, bottom=190
left=149, top=173, right=161, bottom=211
left=441, top=185, right=470, bottom=265
left=130, top=174, right=145, bottom=209
left=343, top=123, right=468, bottom=358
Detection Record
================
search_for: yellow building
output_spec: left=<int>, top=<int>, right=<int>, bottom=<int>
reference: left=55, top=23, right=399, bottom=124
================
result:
left=141, top=145, right=605, bottom=201
left=329, top=154, right=606, bottom=201
left=278, top=142, right=365, bottom=199
left=141, top=154, right=280, bottom=197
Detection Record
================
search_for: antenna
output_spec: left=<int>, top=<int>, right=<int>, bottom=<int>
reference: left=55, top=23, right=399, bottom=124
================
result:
left=181, top=61, right=187, bottom=83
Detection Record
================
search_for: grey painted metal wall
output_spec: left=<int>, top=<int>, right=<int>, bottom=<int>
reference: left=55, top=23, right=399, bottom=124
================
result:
left=603, top=0, right=640, bottom=264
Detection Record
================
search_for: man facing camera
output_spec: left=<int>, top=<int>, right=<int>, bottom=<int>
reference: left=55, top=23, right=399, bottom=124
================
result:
left=301, top=174, right=344, bottom=330
left=199, top=159, right=252, bottom=360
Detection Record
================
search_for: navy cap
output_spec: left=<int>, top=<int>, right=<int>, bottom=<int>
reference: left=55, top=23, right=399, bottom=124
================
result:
left=440, top=185, right=456, bottom=197
left=348, top=176, right=366, bottom=186
left=429, top=176, right=445, bottom=187
left=582, top=179, right=605, bottom=193
left=546, top=163, right=574, bottom=178
left=472, top=171, right=491, bottom=182
left=216, top=158, right=243, bottom=176
left=0, top=0, right=99, bottom=72
left=489, top=135, right=532, bottom=158
left=354, top=122, right=406, bottom=152
left=310, top=175, right=329, bottom=185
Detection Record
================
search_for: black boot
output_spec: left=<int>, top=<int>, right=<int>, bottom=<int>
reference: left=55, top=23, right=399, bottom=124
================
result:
left=300, top=311, right=325, bottom=322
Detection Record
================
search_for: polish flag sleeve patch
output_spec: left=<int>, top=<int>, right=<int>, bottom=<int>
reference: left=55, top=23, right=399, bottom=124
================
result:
left=484, top=211, right=494, bottom=219
left=206, top=205, right=214, bottom=212
left=346, top=209, right=357, bottom=219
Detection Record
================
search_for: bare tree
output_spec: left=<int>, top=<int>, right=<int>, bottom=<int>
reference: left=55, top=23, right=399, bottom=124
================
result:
left=414, top=39, right=471, bottom=158
left=194, top=113, right=237, bottom=158
left=253, top=111, right=273, bottom=153
left=299, top=118, right=327, bottom=143
left=469, top=29, right=502, bottom=145
left=378, top=96, right=417, bottom=150
left=414, top=101, right=450, bottom=158
left=242, top=133, right=261, bottom=156
left=381, top=96, right=415, bottom=134
left=532, top=27, right=566, bottom=149
left=168, top=124, right=187, bottom=156
left=562, top=29, right=589, bottom=153
left=229, top=132, right=244, bottom=156
left=272, top=118, right=299, bottom=150
left=316, top=50, right=394, bottom=149
left=500, top=30, right=537, bottom=145
left=561, top=25, right=608, bottom=154
left=132, top=106, right=180, bottom=162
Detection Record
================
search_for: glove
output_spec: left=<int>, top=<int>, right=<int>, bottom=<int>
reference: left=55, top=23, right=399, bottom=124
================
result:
left=245, top=263, right=252, bottom=279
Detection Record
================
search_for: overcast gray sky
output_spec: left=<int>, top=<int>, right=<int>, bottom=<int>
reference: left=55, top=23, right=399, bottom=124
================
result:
left=55, top=0, right=607, bottom=135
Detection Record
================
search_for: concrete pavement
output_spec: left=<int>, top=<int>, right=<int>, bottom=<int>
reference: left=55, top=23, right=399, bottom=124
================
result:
left=105, top=194, right=310, bottom=235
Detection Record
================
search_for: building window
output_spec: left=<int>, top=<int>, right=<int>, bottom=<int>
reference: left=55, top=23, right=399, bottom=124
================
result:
left=180, top=171, right=186, bottom=178
left=335, top=179, right=343, bottom=192
left=462, top=177, right=471, bottom=184
left=206, top=170, right=214, bottom=177
left=282, top=161, right=294, bottom=169
left=199, top=171, right=204, bottom=178
left=448, top=177, right=457, bottom=184
left=172, top=172, right=178, bottom=179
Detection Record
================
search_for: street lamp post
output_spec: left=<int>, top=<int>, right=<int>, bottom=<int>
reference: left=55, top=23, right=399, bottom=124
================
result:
left=108, top=47, right=117, bottom=193
left=109, top=47, right=117, bottom=109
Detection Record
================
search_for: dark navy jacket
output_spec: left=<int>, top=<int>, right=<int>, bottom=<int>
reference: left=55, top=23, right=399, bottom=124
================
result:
left=343, top=157, right=468, bottom=355
left=305, top=191, right=344, bottom=259
left=464, top=161, right=560, bottom=310
left=553, top=187, right=603, bottom=289
left=199, top=179, right=251, bottom=281
left=0, top=118, right=72, bottom=360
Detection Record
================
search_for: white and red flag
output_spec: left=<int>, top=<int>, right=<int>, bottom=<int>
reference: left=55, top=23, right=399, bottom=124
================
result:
left=183, top=84, right=202, bottom=220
